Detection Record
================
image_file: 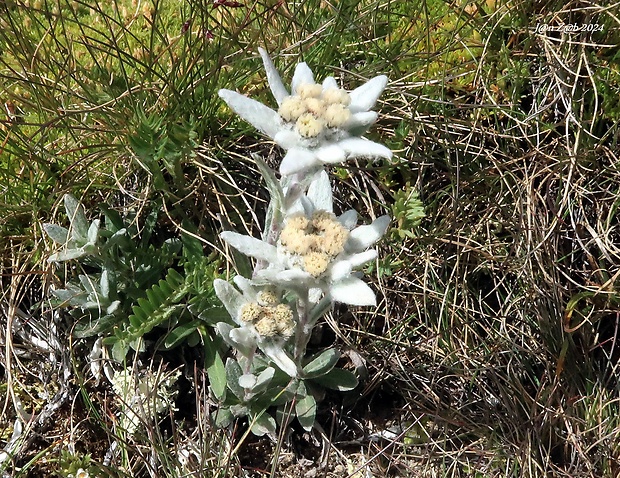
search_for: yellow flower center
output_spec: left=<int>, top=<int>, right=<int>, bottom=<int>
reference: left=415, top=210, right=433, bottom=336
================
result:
left=277, top=83, right=352, bottom=139
left=296, top=113, right=323, bottom=138
left=279, top=210, right=349, bottom=277
left=240, top=300, right=295, bottom=338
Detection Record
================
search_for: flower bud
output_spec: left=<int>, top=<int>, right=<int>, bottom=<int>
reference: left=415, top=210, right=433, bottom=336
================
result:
left=304, top=97, right=326, bottom=116
left=296, top=83, right=323, bottom=99
left=324, top=103, right=351, bottom=128
left=296, top=113, right=323, bottom=138
left=322, top=87, right=351, bottom=106
left=278, top=96, right=306, bottom=122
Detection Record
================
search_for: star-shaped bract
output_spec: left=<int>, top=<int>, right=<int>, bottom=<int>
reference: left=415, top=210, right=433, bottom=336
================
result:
left=218, top=48, right=392, bottom=176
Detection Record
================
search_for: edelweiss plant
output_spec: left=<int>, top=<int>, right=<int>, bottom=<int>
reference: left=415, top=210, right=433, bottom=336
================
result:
left=219, top=48, right=392, bottom=176
left=213, top=49, right=391, bottom=435
left=110, top=367, right=180, bottom=436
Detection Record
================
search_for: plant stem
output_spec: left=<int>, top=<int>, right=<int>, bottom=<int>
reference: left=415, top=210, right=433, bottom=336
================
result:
left=293, top=288, right=310, bottom=366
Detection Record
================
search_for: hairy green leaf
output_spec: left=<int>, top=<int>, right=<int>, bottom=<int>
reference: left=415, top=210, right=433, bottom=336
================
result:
left=48, top=248, right=89, bottom=262
left=64, top=194, right=90, bottom=241
left=251, top=367, right=275, bottom=395
left=212, top=408, right=233, bottom=428
left=74, top=314, right=120, bottom=338
left=208, top=352, right=227, bottom=401
left=313, top=368, right=358, bottom=391
left=43, top=223, right=69, bottom=244
left=250, top=411, right=276, bottom=437
left=303, top=348, right=340, bottom=378
left=295, top=394, right=316, bottom=432
left=203, top=334, right=227, bottom=401
left=225, top=358, right=244, bottom=400
left=87, top=219, right=100, bottom=245
left=111, top=340, right=129, bottom=363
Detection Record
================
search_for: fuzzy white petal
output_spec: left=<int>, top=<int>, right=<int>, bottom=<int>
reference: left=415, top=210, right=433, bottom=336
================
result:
left=255, top=268, right=313, bottom=287
left=216, top=322, right=252, bottom=353
left=337, top=137, right=392, bottom=160
left=221, top=231, right=279, bottom=264
left=346, top=215, right=390, bottom=251
left=307, top=170, right=333, bottom=212
left=239, top=373, right=258, bottom=389
left=280, top=148, right=320, bottom=176
left=315, top=144, right=346, bottom=165
left=330, top=261, right=352, bottom=281
left=215, top=322, right=234, bottom=345
left=230, top=327, right=260, bottom=356
left=349, top=75, right=388, bottom=113
left=258, top=48, right=289, bottom=105
left=283, top=171, right=324, bottom=213
left=346, top=111, right=378, bottom=136
left=233, top=276, right=258, bottom=300
left=260, top=342, right=298, bottom=377
left=330, top=276, right=377, bottom=306
left=214, top=279, right=246, bottom=322
left=330, top=250, right=377, bottom=282
left=274, top=129, right=301, bottom=149
left=218, top=89, right=281, bottom=138
left=309, top=287, right=323, bottom=304
left=284, top=196, right=305, bottom=216
left=338, top=210, right=358, bottom=230
left=322, top=76, right=338, bottom=90
left=291, top=62, right=315, bottom=94
left=216, top=322, right=233, bottom=338
left=345, top=249, right=378, bottom=268
left=300, top=196, right=315, bottom=216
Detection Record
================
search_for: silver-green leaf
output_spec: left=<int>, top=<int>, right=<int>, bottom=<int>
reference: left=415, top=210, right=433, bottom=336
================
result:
left=295, top=394, right=316, bottom=431
left=43, top=223, right=69, bottom=244
left=63, top=194, right=90, bottom=241
left=303, top=348, right=340, bottom=378
left=313, top=368, right=358, bottom=391
left=250, top=411, right=276, bottom=437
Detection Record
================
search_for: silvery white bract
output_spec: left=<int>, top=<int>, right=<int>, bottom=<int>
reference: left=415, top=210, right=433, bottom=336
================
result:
left=213, top=276, right=298, bottom=377
left=220, top=172, right=389, bottom=307
left=218, top=48, right=392, bottom=176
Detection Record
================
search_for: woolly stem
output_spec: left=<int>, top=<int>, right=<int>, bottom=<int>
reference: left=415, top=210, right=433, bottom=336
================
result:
left=293, top=288, right=310, bottom=366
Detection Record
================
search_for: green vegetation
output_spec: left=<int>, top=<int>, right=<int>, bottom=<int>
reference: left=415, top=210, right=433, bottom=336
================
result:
left=1, top=0, right=619, bottom=476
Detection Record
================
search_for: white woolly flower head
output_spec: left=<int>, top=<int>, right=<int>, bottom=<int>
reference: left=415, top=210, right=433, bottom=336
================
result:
left=220, top=172, right=390, bottom=307
left=215, top=279, right=294, bottom=340
left=278, top=210, right=349, bottom=278
left=217, top=48, right=392, bottom=176
left=276, top=84, right=352, bottom=141
left=239, top=297, right=295, bottom=339
left=213, top=277, right=299, bottom=377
